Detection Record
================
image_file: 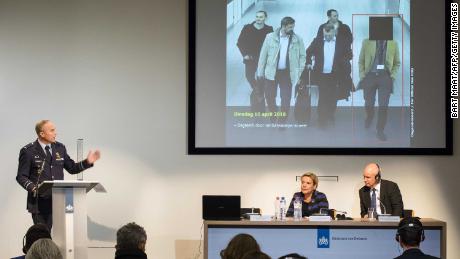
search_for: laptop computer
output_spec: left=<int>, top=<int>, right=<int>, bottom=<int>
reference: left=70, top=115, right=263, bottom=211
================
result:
left=202, top=195, right=241, bottom=220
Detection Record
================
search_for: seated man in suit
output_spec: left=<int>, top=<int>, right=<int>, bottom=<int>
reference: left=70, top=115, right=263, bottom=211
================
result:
left=394, top=217, right=440, bottom=259
left=359, top=163, right=403, bottom=217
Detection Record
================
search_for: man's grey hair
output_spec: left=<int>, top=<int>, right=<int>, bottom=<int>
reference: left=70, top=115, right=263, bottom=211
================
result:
left=116, top=222, right=147, bottom=250
left=25, top=238, right=63, bottom=259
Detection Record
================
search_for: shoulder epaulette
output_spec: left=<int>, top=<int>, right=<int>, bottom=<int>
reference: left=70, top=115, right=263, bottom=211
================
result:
left=22, top=142, right=34, bottom=150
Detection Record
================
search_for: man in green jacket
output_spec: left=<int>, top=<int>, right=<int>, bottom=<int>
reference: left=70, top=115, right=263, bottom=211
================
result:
left=358, top=36, right=400, bottom=141
left=257, top=16, right=306, bottom=124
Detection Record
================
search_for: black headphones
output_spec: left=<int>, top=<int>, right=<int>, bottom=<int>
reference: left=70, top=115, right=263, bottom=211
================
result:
left=375, top=163, right=382, bottom=182
left=395, top=217, right=425, bottom=243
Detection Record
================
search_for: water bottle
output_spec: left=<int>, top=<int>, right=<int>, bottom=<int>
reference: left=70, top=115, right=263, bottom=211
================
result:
left=293, top=196, right=302, bottom=221
left=274, top=196, right=280, bottom=220
left=280, top=197, right=287, bottom=221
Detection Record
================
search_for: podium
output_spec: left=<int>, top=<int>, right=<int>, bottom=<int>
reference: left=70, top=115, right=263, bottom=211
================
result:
left=38, top=180, right=105, bottom=259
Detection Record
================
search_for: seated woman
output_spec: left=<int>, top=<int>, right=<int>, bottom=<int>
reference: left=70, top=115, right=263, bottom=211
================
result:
left=286, top=172, right=329, bottom=217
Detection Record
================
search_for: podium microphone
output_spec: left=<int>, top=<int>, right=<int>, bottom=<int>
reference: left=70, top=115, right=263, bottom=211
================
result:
left=34, top=160, right=46, bottom=198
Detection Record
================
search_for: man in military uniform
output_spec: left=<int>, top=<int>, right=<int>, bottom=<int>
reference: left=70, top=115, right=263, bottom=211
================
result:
left=16, top=120, right=101, bottom=230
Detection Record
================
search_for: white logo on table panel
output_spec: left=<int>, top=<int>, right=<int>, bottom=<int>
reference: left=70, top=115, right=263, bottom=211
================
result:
left=318, top=236, right=329, bottom=246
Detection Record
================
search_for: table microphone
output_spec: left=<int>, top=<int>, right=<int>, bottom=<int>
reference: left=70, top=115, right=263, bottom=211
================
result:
left=377, top=197, right=388, bottom=215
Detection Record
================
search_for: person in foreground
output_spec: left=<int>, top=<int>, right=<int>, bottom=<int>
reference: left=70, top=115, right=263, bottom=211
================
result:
left=16, top=120, right=101, bottom=230
left=12, top=224, right=51, bottom=259
left=220, top=233, right=262, bottom=259
left=286, top=172, right=329, bottom=217
left=25, top=238, right=62, bottom=259
left=394, top=217, right=440, bottom=259
left=359, top=163, right=403, bottom=217
left=115, top=222, right=148, bottom=259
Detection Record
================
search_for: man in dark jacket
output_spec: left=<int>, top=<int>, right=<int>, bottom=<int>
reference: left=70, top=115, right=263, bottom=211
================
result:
left=300, top=23, right=351, bottom=127
left=316, top=9, right=353, bottom=101
left=16, top=120, right=101, bottom=230
left=394, top=217, right=440, bottom=259
left=115, top=222, right=148, bottom=259
left=237, top=10, right=273, bottom=112
left=359, top=163, right=404, bottom=217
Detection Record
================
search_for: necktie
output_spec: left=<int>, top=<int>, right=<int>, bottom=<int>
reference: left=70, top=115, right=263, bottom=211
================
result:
left=45, top=145, right=52, bottom=164
left=378, top=40, right=386, bottom=64
left=371, top=188, right=377, bottom=209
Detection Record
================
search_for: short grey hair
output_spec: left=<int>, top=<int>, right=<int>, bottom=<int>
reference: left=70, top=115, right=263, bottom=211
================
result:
left=25, top=238, right=63, bottom=259
left=116, top=222, right=147, bottom=250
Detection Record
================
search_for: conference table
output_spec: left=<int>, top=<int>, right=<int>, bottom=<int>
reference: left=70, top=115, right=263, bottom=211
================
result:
left=204, top=218, right=445, bottom=259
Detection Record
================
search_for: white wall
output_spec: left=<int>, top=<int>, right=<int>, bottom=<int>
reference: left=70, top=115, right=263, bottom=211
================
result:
left=0, top=0, right=458, bottom=258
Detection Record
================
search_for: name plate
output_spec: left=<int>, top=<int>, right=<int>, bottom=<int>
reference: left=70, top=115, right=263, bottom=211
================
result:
left=249, top=215, right=273, bottom=221
left=309, top=215, right=332, bottom=221
left=378, top=215, right=401, bottom=222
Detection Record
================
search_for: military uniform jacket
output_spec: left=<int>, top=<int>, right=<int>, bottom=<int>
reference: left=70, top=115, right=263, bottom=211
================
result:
left=16, top=140, right=92, bottom=213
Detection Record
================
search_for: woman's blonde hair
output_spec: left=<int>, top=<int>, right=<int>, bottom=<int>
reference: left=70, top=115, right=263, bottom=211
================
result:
left=301, top=172, right=318, bottom=189
left=25, top=238, right=63, bottom=259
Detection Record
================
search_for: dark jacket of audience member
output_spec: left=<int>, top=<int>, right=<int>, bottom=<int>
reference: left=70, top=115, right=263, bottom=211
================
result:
left=220, top=233, right=261, bottom=259
left=394, top=249, right=440, bottom=259
left=115, top=249, right=148, bottom=259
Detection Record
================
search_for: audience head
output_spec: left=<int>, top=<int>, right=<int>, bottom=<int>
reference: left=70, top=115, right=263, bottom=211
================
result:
left=25, top=238, right=62, bottom=259
left=116, top=222, right=147, bottom=252
left=300, top=172, right=318, bottom=195
left=23, top=224, right=52, bottom=254
left=220, top=233, right=261, bottom=259
left=241, top=250, right=271, bottom=259
left=396, top=217, right=425, bottom=249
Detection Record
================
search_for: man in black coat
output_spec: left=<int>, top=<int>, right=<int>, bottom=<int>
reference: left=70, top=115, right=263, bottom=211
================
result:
left=300, top=23, right=352, bottom=127
left=394, top=217, right=440, bottom=259
left=237, top=10, right=273, bottom=112
left=115, top=222, right=148, bottom=259
left=16, top=120, right=101, bottom=230
left=359, top=163, right=404, bottom=217
left=316, top=9, right=353, bottom=101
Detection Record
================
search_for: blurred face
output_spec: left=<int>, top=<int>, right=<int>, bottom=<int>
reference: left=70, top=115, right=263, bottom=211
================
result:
left=255, top=12, right=266, bottom=25
left=282, top=23, right=295, bottom=35
left=363, top=164, right=379, bottom=188
left=324, top=29, right=336, bottom=41
left=329, top=11, right=339, bottom=23
left=301, top=176, right=316, bottom=195
left=39, top=121, right=57, bottom=144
